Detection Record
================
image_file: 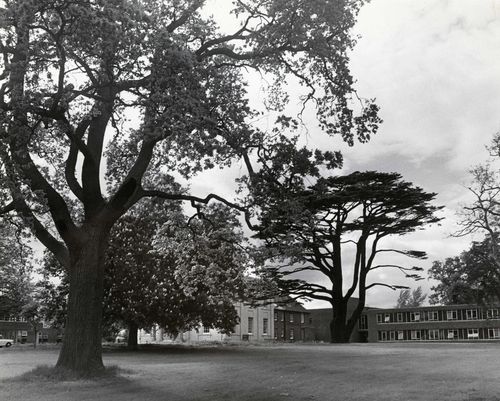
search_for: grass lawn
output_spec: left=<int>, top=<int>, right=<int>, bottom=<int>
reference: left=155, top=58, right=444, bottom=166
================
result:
left=0, top=342, right=499, bottom=401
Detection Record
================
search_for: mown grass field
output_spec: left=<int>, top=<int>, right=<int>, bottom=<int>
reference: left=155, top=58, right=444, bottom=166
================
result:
left=0, top=342, right=499, bottom=401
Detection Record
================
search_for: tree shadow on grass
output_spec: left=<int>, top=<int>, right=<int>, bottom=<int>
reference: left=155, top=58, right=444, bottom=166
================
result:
left=3, top=364, right=134, bottom=383
left=104, top=342, right=266, bottom=354
left=0, top=364, right=235, bottom=401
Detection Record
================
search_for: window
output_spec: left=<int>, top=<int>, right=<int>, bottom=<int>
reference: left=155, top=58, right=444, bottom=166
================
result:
left=359, top=315, right=368, bottom=330
left=290, top=329, right=294, bottom=340
left=397, top=331, right=404, bottom=340
left=378, top=331, right=388, bottom=341
left=448, top=329, right=458, bottom=340
left=280, top=329, right=284, bottom=338
left=397, top=313, right=403, bottom=322
left=289, top=313, right=294, bottom=323
left=280, top=312, right=284, bottom=322
left=428, top=329, right=440, bottom=340
left=488, top=328, right=500, bottom=339
left=300, top=313, right=305, bottom=324
left=410, top=312, right=420, bottom=322
left=466, top=309, right=478, bottom=320
left=248, top=317, right=254, bottom=334
left=487, top=309, right=499, bottom=319
left=274, top=312, right=278, bottom=321
left=203, top=326, right=210, bottom=334
left=384, top=314, right=391, bottom=323
left=274, top=328, right=278, bottom=339
left=376, top=314, right=383, bottom=324
left=446, top=310, right=457, bottom=320
left=467, top=328, right=479, bottom=339
left=389, top=331, right=396, bottom=341
left=410, top=330, right=421, bottom=340
left=263, top=318, right=268, bottom=335
left=428, top=311, right=438, bottom=321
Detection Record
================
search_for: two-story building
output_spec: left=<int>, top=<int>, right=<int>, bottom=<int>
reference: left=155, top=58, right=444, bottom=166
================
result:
left=274, top=301, right=313, bottom=342
left=366, top=304, right=500, bottom=342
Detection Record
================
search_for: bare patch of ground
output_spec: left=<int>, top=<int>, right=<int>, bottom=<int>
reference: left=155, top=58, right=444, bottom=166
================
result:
left=0, top=343, right=499, bottom=401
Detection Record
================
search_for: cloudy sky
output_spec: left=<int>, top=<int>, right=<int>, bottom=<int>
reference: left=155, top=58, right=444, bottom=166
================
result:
left=341, top=0, right=500, bottom=307
left=197, top=0, right=500, bottom=308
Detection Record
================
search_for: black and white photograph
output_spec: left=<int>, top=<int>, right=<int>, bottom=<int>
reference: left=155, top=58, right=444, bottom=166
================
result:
left=0, top=0, right=499, bottom=400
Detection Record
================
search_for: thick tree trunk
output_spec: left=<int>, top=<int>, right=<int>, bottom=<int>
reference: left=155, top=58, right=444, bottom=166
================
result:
left=330, top=301, right=351, bottom=343
left=56, top=225, right=109, bottom=374
left=127, top=322, right=138, bottom=350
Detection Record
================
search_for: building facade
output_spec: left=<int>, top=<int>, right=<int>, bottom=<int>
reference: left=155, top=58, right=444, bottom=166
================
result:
left=274, top=301, right=313, bottom=342
left=0, top=315, right=57, bottom=344
left=139, top=301, right=315, bottom=344
left=0, top=316, right=32, bottom=343
left=307, top=298, right=377, bottom=343
left=182, top=301, right=275, bottom=343
left=366, top=304, right=500, bottom=342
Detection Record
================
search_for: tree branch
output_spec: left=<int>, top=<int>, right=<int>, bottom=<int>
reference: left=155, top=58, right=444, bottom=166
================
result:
left=139, top=189, right=257, bottom=230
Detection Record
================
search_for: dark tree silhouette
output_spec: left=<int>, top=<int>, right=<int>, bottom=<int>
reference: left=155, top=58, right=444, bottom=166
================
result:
left=256, top=171, right=441, bottom=342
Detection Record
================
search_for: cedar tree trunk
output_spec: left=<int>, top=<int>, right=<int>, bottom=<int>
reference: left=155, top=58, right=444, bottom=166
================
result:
left=330, top=301, right=351, bottom=343
left=56, top=225, right=110, bottom=373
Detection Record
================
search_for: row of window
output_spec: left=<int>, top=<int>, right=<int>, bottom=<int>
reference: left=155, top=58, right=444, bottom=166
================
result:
left=202, top=317, right=271, bottom=336
left=378, top=327, right=500, bottom=341
left=246, top=317, right=269, bottom=335
left=376, top=309, right=500, bottom=324
left=274, top=311, right=306, bottom=324
left=274, top=328, right=295, bottom=340
left=0, top=316, right=27, bottom=322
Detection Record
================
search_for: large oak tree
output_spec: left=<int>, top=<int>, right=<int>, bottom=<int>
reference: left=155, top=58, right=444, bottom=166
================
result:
left=0, top=0, right=379, bottom=372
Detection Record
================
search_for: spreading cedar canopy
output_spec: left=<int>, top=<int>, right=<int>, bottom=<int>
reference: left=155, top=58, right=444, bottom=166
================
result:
left=254, top=171, right=442, bottom=342
left=0, top=0, right=380, bottom=373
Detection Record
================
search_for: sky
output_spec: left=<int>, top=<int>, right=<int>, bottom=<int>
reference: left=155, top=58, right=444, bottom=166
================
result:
left=341, top=0, right=500, bottom=307
left=193, top=0, right=500, bottom=308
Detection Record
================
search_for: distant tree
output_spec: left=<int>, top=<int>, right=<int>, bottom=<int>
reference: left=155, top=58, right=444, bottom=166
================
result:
left=455, top=134, right=500, bottom=274
left=0, top=223, right=32, bottom=319
left=429, top=239, right=500, bottom=305
left=395, top=286, right=427, bottom=308
left=104, top=201, right=247, bottom=349
left=21, top=297, right=43, bottom=348
left=255, top=171, right=441, bottom=343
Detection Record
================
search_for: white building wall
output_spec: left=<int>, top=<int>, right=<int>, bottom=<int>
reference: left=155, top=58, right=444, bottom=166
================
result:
left=138, top=302, right=276, bottom=344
